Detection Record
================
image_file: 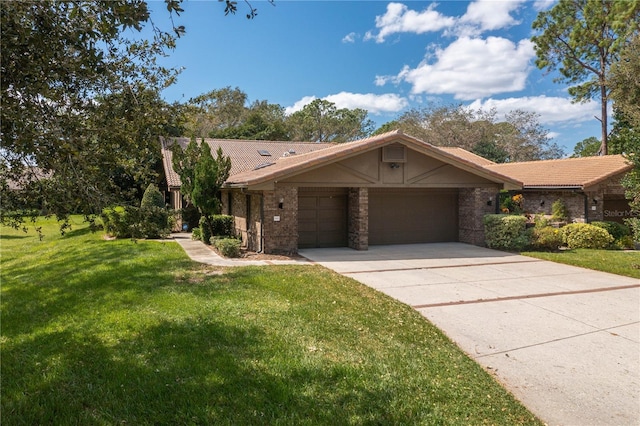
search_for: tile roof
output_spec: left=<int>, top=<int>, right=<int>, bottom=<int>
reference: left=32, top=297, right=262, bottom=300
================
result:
left=224, top=130, right=521, bottom=188
left=161, top=137, right=332, bottom=188
left=439, top=147, right=496, bottom=166
left=485, top=155, right=632, bottom=190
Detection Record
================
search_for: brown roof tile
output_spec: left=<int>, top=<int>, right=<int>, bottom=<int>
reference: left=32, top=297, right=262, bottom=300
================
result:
left=485, top=155, right=632, bottom=190
left=439, top=147, right=496, bottom=166
left=225, top=130, right=521, bottom=188
left=161, top=137, right=332, bottom=188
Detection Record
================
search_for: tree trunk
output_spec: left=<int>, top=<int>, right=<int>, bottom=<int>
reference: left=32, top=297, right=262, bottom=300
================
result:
left=600, top=69, right=608, bottom=155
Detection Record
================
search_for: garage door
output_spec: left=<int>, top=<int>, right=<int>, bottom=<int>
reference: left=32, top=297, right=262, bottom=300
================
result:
left=369, top=188, right=458, bottom=245
left=298, top=190, right=348, bottom=248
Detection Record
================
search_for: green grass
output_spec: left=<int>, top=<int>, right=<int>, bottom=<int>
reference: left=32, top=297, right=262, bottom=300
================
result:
left=2, top=217, right=541, bottom=425
left=522, top=248, right=640, bottom=279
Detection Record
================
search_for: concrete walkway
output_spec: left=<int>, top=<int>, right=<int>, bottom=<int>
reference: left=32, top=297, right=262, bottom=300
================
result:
left=300, top=243, right=640, bottom=426
left=170, top=233, right=311, bottom=266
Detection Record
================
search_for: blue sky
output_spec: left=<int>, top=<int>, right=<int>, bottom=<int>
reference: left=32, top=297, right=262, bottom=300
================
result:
left=149, top=0, right=604, bottom=155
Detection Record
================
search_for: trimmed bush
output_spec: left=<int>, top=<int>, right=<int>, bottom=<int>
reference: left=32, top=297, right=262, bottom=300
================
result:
left=198, top=216, right=212, bottom=244
left=212, top=237, right=241, bottom=258
left=211, top=214, right=235, bottom=237
left=561, top=223, right=614, bottom=249
left=140, top=183, right=165, bottom=209
left=590, top=221, right=630, bottom=240
left=484, top=214, right=530, bottom=251
left=191, top=227, right=201, bottom=241
left=530, top=226, right=563, bottom=251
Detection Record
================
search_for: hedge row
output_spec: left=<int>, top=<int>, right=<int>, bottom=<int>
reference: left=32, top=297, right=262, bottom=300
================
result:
left=484, top=214, right=632, bottom=251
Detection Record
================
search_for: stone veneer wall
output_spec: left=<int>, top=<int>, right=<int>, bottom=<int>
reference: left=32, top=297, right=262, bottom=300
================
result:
left=458, top=188, right=499, bottom=246
left=262, top=187, right=298, bottom=255
left=348, top=187, right=368, bottom=250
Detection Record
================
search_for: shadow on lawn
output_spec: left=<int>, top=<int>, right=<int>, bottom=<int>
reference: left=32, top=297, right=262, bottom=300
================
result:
left=2, top=314, right=400, bottom=424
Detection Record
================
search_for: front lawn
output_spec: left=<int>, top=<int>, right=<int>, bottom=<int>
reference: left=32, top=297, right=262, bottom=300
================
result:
left=522, top=248, right=640, bottom=279
left=1, top=218, right=540, bottom=425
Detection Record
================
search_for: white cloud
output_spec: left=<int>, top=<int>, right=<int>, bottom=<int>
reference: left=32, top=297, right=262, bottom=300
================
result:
left=342, top=32, right=357, bottom=43
left=533, top=0, right=556, bottom=11
left=391, top=36, right=535, bottom=100
left=285, top=92, right=408, bottom=115
left=284, top=96, right=317, bottom=115
left=467, top=96, right=600, bottom=126
left=325, top=92, right=409, bottom=114
left=459, top=0, right=524, bottom=33
left=364, top=2, right=456, bottom=43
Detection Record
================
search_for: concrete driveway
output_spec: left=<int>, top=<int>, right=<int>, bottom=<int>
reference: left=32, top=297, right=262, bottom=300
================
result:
left=299, top=243, right=640, bottom=426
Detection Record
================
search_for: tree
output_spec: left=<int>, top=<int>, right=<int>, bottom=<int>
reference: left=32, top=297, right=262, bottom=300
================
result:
left=0, top=1, right=262, bottom=231
left=609, top=35, right=640, bottom=129
left=388, top=104, right=563, bottom=162
left=186, top=87, right=249, bottom=138
left=0, top=1, right=181, bottom=228
left=532, top=0, right=640, bottom=155
left=209, top=100, right=290, bottom=141
left=171, top=139, right=231, bottom=238
left=287, top=99, right=374, bottom=142
left=571, top=136, right=601, bottom=157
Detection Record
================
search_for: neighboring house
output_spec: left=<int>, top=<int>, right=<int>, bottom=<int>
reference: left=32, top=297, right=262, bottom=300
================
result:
left=162, top=131, right=521, bottom=254
left=485, top=156, right=634, bottom=224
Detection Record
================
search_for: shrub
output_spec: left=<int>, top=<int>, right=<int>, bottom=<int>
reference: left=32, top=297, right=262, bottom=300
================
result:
left=530, top=226, right=563, bottom=251
left=101, top=206, right=132, bottom=238
left=211, top=215, right=235, bottom=237
left=101, top=205, right=170, bottom=239
left=561, top=223, right=614, bottom=249
left=590, top=221, right=630, bottom=240
left=616, top=235, right=635, bottom=250
left=500, top=193, right=524, bottom=214
left=140, top=183, right=165, bottom=209
left=533, top=213, right=549, bottom=229
left=483, top=214, right=530, bottom=251
left=199, top=216, right=212, bottom=245
left=191, top=227, right=201, bottom=241
left=626, top=217, right=640, bottom=244
left=551, top=199, right=569, bottom=222
left=138, top=206, right=171, bottom=239
left=212, top=237, right=241, bottom=258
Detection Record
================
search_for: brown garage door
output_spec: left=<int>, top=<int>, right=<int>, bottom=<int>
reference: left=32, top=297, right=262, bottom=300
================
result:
left=298, top=190, right=348, bottom=248
left=369, top=188, right=458, bottom=245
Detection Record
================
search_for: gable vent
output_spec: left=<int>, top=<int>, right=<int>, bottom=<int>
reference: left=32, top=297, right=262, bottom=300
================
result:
left=382, top=145, right=406, bottom=163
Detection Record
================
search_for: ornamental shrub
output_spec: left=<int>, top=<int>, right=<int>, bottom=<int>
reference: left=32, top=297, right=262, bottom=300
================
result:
left=483, top=214, right=530, bottom=251
left=551, top=199, right=569, bottom=222
left=199, top=216, right=212, bottom=244
left=101, top=206, right=132, bottom=238
left=211, top=214, right=235, bottom=237
left=561, top=223, right=614, bottom=249
left=101, top=204, right=171, bottom=239
left=191, top=227, right=201, bottom=241
left=590, top=221, right=630, bottom=240
left=140, top=183, right=165, bottom=209
left=530, top=226, right=563, bottom=251
left=212, top=237, right=241, bottom=258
